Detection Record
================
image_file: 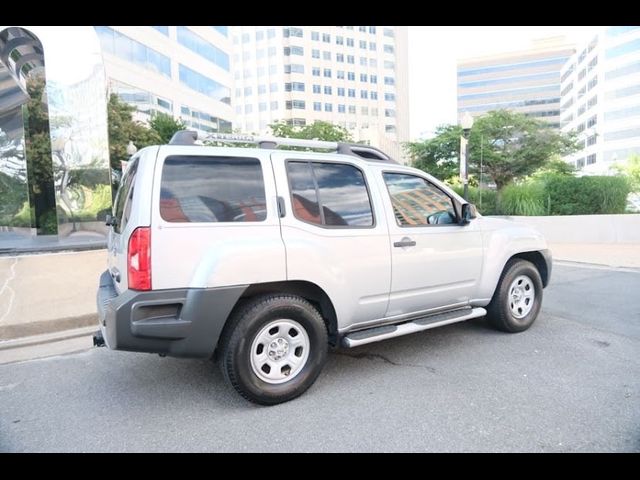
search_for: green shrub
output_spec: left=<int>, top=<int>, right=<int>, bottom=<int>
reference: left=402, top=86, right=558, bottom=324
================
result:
left=498, top=183, right=547, bottom=216
left=451, top=186, right=499, bottom=216
left=545, top=176, right=629, bottom=215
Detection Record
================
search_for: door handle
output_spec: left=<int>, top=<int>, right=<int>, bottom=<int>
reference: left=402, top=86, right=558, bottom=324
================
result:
left=394, top=237, right=416, bottom=248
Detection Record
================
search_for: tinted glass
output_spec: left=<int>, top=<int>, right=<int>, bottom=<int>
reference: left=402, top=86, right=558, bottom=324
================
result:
left=312, top=163, right=373, bottom=226
left=287, top=162, right=322, bottom=225
left=160, top=156, right=266, bottom=223
left=286, top=161, right=373, bottom=227
left=383, top=173, right=456, bottom=226
left=113, top=159, right=139, bottom=233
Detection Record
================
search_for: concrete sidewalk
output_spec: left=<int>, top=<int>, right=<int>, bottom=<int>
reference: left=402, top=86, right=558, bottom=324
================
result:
left=1, top=244, right=639, bottom=345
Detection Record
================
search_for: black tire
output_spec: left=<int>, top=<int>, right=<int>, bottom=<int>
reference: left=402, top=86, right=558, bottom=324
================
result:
left=219, top=294, right=328, bottom=405
left=486, top=259, right=543, bottom=333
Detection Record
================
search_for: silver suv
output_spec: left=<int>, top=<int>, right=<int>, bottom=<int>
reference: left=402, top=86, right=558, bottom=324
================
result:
left=96, top=132, right=552, bottom=405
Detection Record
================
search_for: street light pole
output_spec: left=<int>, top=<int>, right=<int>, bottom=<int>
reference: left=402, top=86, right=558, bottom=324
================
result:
left=460, top=112, right=474, bottom=201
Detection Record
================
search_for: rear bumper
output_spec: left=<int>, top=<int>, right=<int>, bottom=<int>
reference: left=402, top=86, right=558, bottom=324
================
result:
left=96, top=270, right=247, bottom=358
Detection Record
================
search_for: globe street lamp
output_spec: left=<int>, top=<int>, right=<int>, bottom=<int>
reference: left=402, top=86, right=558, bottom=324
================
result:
left=460, top=112, right=474, bottom=201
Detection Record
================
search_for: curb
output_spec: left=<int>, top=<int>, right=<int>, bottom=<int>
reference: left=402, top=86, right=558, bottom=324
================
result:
left=0, top=325, right=98, bottom=351
left=553, top=259, right=640, bottom=273
left=0, top=314, right=97, bottom=342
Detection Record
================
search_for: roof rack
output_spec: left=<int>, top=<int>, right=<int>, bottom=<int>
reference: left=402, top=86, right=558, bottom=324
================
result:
left=168, top=130, right=398, bottom=164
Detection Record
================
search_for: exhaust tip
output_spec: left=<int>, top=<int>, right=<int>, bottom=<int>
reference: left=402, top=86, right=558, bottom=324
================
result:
left=93, top=331, right=105, bottom=347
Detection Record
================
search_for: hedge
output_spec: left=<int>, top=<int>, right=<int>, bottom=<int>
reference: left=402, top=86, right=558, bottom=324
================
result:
left=544, top=176, right=629, bottom=215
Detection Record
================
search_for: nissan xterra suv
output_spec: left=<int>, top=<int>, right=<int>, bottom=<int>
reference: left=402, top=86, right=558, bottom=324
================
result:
left=96, top=131, right=552, bottom=405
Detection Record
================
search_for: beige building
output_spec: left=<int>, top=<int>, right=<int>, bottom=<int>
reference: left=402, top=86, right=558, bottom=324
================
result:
left=95, top=26, right=234, bottom=135
left=457, top=37, right=576, bottom=128
left=231, top=26, right=410, bottom=163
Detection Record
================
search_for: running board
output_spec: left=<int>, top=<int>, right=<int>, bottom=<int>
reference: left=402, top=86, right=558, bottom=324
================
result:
left=341, top=307, right=487, bottom=348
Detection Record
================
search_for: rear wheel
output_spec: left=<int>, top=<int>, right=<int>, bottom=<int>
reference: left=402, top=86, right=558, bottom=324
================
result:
left=219, top=294, right=328, bottom=405
left=486, top=259, right=543, bottom=333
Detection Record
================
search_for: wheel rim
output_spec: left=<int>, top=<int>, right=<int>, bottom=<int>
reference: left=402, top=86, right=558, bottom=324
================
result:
left=250, top=319, right=310, bottom=384
left=508, top=275, right=536, bottom=319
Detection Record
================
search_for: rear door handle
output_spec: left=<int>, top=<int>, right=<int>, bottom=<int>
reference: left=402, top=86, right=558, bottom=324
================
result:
left=394, top=237, right=416, bottom=248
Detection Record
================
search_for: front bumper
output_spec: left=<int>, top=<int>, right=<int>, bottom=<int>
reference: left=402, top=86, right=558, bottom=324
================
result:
left=96, top=270, right=247, bottom=358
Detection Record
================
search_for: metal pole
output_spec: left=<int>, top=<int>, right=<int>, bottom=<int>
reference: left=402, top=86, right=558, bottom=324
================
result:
left=463, top=139, right=469, bottom=201
left=479, top=134, right=483, bottom=208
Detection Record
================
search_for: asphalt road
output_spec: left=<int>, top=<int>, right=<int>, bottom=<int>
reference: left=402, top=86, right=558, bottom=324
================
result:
left=1, top=263, right=639, bottom=452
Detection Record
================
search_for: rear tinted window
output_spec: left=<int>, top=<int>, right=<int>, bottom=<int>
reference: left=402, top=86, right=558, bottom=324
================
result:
left=287, top=161, right=373, bottom=227
left=113, top=159, right=139, bottom=234
left=160, top=156, right=266, bottom=223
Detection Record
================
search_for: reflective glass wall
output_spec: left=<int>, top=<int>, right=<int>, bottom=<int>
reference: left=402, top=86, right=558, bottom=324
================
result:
left=0, top=26, right=110, bottom=251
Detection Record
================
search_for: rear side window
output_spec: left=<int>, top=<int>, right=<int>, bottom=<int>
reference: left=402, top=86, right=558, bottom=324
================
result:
left=113, top=159, right=139, bottom=234
left=286, top=161, right=373, bottom=227
left=160, top=156, right=266, bottom=223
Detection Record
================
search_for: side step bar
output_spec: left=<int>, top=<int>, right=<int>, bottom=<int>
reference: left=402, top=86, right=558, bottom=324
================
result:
left=341, top=307, right=487, bottom=348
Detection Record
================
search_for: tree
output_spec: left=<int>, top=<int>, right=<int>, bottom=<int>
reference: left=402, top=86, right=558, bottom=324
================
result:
left=613, top=154, right=640, bottom=192
left=529, top=154, right=576, bottom=182
left=404, top=125, right=463, bottom=181
left=149, top=112, right=187, bottom=144
left=107, top=94, right=160, bottom=172
left=468, top=110, right=578, bottom=190
left=269, top=120, right=353, bottom=142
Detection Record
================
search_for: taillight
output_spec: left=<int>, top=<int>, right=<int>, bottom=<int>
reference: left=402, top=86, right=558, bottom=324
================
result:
left=128, top=227, right=151, bottom=291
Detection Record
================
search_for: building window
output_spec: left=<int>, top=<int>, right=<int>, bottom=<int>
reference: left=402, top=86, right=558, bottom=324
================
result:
left=270, top=83, right=278, bottom=92
left=384, top=60, right=395, bottom=69
left=336, top=36, right=344, bottom=45
left=311, top=31, right=319, bottom=41
left=322, top=33, right=330, bottom=43
left=384, top=76, right=395, bottom=85
left=312, top=67, right=321, bottom=76
left=259, top=102, right=267, bottom=112
left=369, top=42, right=376, bottom=51
left=369, top=26, right=377, bottom=34
left=347, top=55, right=355, bottom=64
left=360, top=73, right=368, bottom=82
left=360, top=40, right=367, bottom=49
left=244, top=105, right=253, bottom=114
left=348, top=89, right=356, bottom=98
left=348, top=105, right=356, bottom=114
left=384, top=44, right=395, bottom=54
left=385, top=93, right=395, bottom=101
left=360, top=90, right=368, bottom=99
left=285, top=82, right=305, bottom=92
left=285, top=64, right=304, bottom=74
left=347, top=72, right=355, bottom=81
left=337, top=70, right=345, bottom=79
left=152, top=26, right=169, bottom=35
left=383, top=28, right=394, bottom=38
left=270, top=101, right=278, bottom=109
left=338, top=104, right=346, bottom=113
left=286, top=100, right=306, bottom=110
left=323, top=51, right=331, bottom=61
left=284, top=46, right=304, bottom=56
left=361, top=106, right=369, bottom=115
left=385, top=109, right=396, bottom=117
left=312, top=49, right=320, bottom=59
left=360, top=57, right=367, bottom=66
left=324, top=103, right=332, bottom=112
left=313, top=102, right=322, bottom=111
left=347, top=38, right=354, bottom=47
left=244, top=86, right=252, bottom=96
left=176, top=26, right=230, bottom=71
left=324, top=68, right=332, bottom=78
left=588, top=95, right=598, bottom=109
left=587, top=134, right=597, bottom=146
left=370, top=91, right=378, bottom=100
left=587, top=153, right=597, bottom=165
left=587, top=115, right=597, bottom=128
left=313, top=84, right=321, bottom=94
left=337, top=53, right=344, bottom=62
left=178, top=64, right=231, bottom=103
left=324, top=86, right=332, bottom=95
left=96, top=26, right=171, bottom=77
left=337, top=87, right=345, bottom=96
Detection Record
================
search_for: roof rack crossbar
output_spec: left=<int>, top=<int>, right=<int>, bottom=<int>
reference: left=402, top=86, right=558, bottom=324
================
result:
left=168, top=130, right=397, bottom=163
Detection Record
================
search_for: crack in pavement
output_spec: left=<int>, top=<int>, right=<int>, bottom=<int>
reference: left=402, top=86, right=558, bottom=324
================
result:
left=334, top=351, right=437, bottom=373
left=0, top=258, right=18, bottom=325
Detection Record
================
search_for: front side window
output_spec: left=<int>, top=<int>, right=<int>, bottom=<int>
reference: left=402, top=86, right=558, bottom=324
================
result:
left=160, top=156, right=266, bottom=223
left=287, top=161, right=373, bottom=227
left=383, top=173, right=456, bottom=226
left=113, top=159, right=139, bottom=234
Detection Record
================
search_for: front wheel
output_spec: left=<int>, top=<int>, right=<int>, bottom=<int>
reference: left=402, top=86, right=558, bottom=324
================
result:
left=219, top=294, right=328, bottom=405
left=486, top=259, right=543, bottom=333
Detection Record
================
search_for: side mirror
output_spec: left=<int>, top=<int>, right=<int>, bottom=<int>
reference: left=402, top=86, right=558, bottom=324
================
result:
left=105, top=214, right=118, bottom=227
left=459, top=203, right=477, bottom=225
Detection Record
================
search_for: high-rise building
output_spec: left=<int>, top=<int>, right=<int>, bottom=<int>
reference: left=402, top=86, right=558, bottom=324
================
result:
left=457, top=37, right=575, bottom=128
left=560, top=26, right=640, bottom=173
left=230, top=26, right=410, bottom=163
left=94, top=26, right=234, bottom=135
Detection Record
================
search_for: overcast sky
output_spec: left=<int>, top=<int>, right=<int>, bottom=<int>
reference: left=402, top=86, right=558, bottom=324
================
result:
left=407, top=26, right=602, bottom=140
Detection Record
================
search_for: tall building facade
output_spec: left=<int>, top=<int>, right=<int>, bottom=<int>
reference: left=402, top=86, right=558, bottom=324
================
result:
left=95, top=26, right=234, bottom=135
left=560, top=26, right=640, bottom=173
left=457, top=37, right=575, bottom=128
left=230, top=26, right=410, bottom=163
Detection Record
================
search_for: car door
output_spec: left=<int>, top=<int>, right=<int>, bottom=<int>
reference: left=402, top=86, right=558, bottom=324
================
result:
left=377, top=169, right=483, bottom=318
left=270, top=152, right=391, bottom=330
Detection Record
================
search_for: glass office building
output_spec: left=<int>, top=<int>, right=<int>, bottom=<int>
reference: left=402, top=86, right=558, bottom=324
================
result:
left=0, top=26, right=110, bottom=253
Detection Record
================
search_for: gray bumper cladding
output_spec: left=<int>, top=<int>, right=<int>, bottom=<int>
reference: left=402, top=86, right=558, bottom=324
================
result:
left=96, top=270, right=247, bottom=358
